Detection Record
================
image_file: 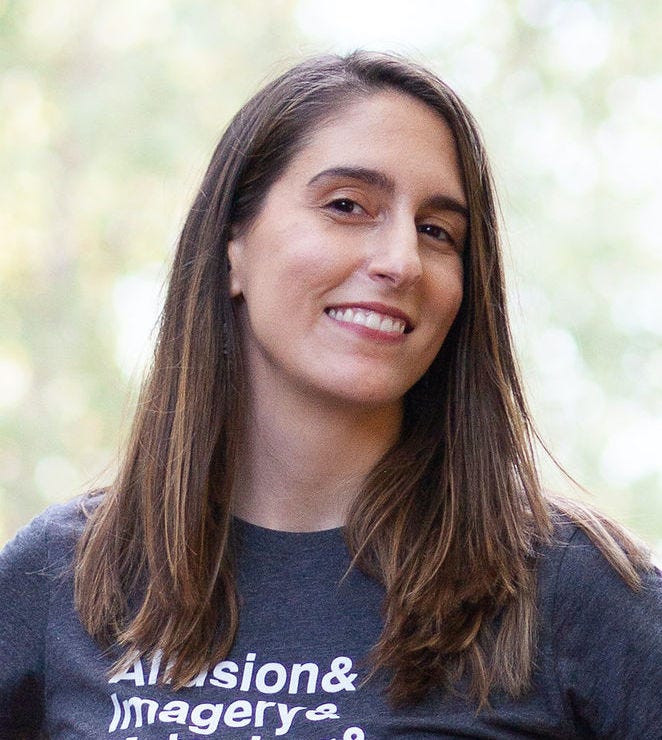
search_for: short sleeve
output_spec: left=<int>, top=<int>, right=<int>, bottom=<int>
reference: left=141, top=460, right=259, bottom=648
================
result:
left=551, top=528, right=662, bottom=738
left=0, top=513, right=49, bottom=736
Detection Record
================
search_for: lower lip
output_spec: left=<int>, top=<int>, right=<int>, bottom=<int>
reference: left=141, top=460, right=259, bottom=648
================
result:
left=325, top=313, right=407, bottom=343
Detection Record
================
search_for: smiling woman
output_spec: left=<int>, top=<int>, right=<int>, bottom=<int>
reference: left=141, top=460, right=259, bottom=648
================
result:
left=1, top=51, right=661, bottom=738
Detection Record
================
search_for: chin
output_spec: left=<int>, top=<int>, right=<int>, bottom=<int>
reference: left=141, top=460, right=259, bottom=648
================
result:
left=320, top=382, right=409, bottom=412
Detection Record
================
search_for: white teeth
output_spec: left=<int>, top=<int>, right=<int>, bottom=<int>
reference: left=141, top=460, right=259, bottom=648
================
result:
left=327, top=307, right=406, bottom=335
left=365, top=312, right=380, bottom=329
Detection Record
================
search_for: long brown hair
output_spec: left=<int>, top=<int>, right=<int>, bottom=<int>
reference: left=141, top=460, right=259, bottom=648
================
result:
left=75, top=51, right=651, bottom=706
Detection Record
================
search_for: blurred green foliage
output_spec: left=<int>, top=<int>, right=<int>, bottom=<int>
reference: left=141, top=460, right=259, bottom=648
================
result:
left=1, top=0, right=661, bottom=552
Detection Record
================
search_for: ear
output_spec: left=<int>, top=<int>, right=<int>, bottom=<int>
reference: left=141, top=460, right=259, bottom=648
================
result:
left=227, top=237, right=244, bottom=298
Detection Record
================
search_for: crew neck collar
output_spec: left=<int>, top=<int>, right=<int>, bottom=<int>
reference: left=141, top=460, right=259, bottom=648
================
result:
left=232, top=517, right=345, bottom=551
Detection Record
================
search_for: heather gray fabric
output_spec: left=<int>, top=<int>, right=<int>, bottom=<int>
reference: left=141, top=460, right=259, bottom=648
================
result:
left=1, top=497, right=661, bottom=739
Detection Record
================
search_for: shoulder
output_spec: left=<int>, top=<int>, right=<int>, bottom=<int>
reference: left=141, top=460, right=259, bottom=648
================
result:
left=533, top=513, right=662, bottom=736
left=537, top=511, right=661, bottom=608
left=535, top=508, right=662, bottom=690
left=0, top=491, right=103, bottom=575
left=536, top=510, right=662, bottom=636
left=0, top=494, right=103, bottom=729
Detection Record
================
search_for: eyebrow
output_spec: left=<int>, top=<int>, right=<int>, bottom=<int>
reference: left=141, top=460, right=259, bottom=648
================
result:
left=307, top=166, right=469, bottom=220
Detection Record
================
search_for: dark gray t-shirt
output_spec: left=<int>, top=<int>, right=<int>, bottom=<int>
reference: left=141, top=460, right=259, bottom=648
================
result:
left=1, top=497, right=661, bottom=738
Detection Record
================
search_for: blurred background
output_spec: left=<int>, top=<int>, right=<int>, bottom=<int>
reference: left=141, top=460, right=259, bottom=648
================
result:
left=1, top=0, right=661, bottom=554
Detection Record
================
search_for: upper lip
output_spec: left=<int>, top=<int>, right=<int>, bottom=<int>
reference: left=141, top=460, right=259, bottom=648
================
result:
left=325, top=301, right=415, bottom=331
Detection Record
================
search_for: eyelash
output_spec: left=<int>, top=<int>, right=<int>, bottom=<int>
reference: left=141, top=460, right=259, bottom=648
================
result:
left=327, top=198, right=366, bottom=214
left=325, top=198, right=456, bottom=246
left=417, top=223, right=454, bottom=245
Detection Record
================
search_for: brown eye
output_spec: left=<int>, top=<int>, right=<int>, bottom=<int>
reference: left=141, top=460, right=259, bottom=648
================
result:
left=328, top=198, right=365, bottom=214
left=417, top=223, right=453, bottom=244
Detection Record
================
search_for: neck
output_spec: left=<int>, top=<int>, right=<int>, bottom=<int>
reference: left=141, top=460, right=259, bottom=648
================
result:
left=233, top=387, right=402, bottom=532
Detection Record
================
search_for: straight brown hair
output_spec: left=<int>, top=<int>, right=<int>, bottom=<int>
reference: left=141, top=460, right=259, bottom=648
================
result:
left=75, top=51, right=651, bottom=706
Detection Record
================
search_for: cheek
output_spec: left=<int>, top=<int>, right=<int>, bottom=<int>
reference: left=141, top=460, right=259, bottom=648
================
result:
left=250, top=231, right=355, bottom=299
left=282, top=218, right=358, bottom=274
left=428, top=261, right=464, bottom=328
left=239, top=250, right=332, bottom=331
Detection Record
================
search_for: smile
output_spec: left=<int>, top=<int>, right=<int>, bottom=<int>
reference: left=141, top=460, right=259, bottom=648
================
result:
left=326, top=307, right=407, bottom=335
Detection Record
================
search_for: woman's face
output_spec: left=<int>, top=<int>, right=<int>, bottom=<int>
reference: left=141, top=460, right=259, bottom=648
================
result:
left=228, top=91, right=467, bottom=414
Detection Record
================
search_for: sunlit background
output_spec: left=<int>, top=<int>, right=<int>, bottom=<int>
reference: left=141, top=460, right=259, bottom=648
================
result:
left=1, top=0, right=661, bottom=556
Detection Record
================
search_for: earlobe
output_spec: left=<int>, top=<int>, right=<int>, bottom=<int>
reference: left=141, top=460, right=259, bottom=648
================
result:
left=227, top=239, right=243, bottom=298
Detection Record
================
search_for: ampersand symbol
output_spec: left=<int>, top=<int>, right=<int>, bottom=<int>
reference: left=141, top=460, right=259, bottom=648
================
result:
left=320, top=657, right=358, bottom=693
left=305, top=703, right=340, bottom=721
left=343, top=728, right=365, bottom=740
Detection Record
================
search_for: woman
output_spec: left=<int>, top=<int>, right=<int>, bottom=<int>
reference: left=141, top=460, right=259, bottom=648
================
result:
left=1, top=51, right=660, bottom=738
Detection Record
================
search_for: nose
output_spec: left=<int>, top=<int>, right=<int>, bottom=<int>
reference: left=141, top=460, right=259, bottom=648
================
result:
left=366, top=215, right=423, bottom=289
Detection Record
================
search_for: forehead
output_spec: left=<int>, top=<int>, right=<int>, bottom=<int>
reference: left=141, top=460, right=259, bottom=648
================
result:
left=283, top=90, right=466, bottom=204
